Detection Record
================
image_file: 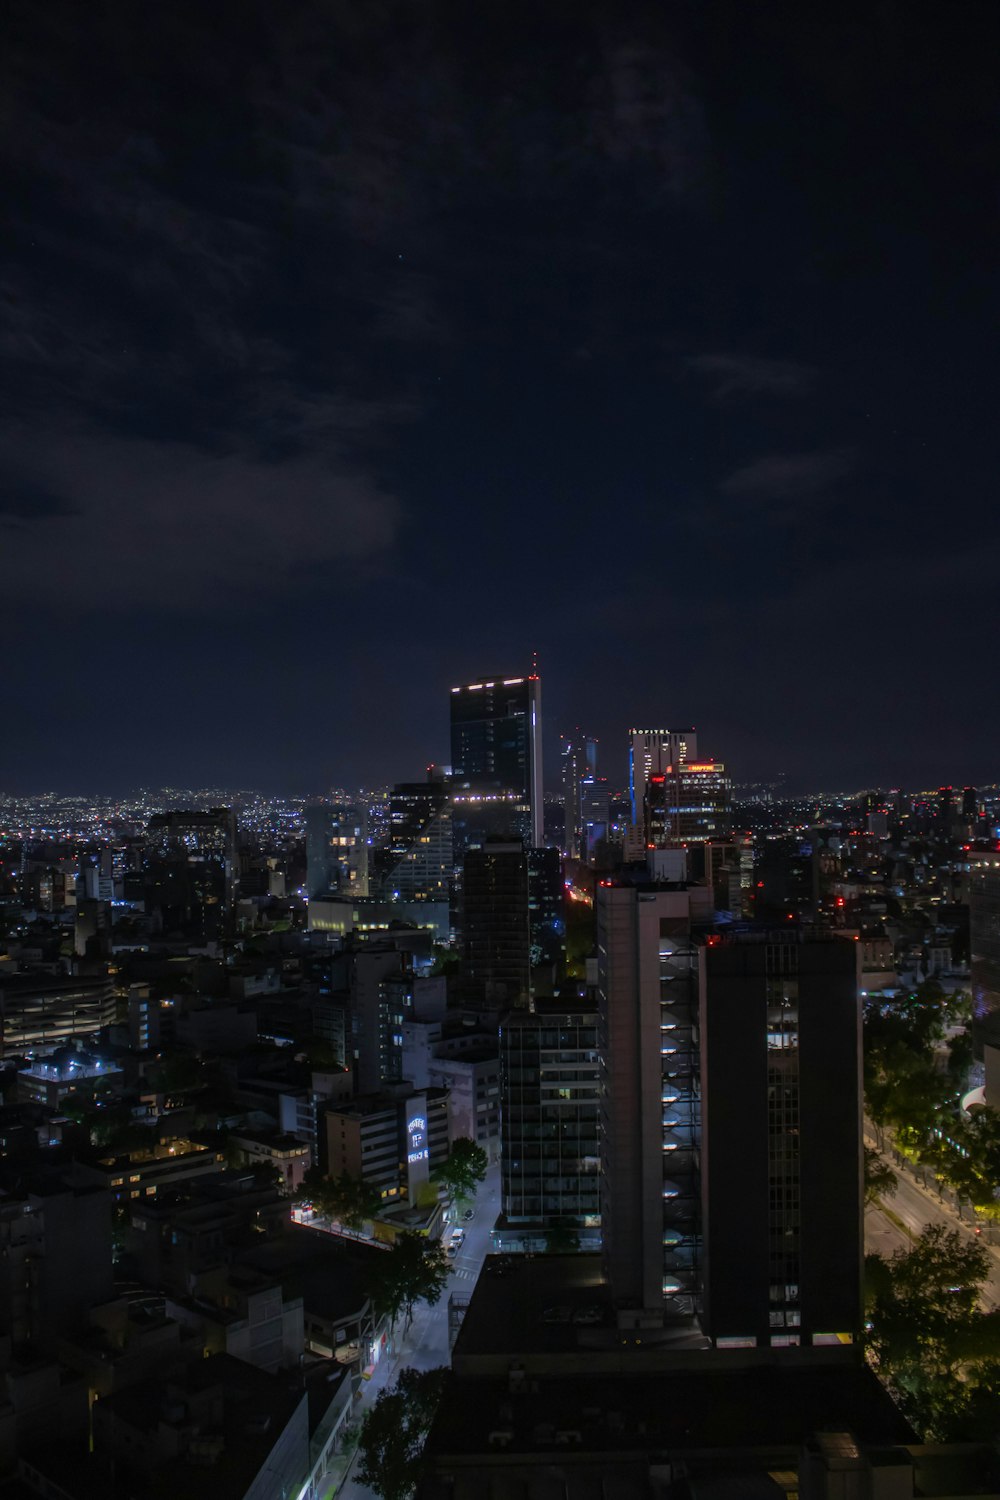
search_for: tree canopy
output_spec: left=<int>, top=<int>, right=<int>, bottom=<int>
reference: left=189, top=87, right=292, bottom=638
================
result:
left=864, top=1146, right=898, bottom=1207
left=368, top=1230, right=450, bottom=1334
left=866, top=1224, right=1000, bottom=1438
left=297, top=1166, right=382, bottom=1231
left=356, top=1365, right=449, bottom=1500
left=431, top=1137, right=488, bottom=1201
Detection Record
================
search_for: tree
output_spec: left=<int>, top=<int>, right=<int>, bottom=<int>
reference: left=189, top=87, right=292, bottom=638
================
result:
left=543, top=1218, right=581, bottom=1253
left=368, top=1230, right=450, bottom=1334
left=296, top=1167, right=382, bottom=1231
left=356, top=1366, right=449, bottom=1500
left=431, top=1137, right=488, bottom=1202
left=864, top=1146, right=898, bottom=1206
left=866, top=1225, right=993, bottom=1437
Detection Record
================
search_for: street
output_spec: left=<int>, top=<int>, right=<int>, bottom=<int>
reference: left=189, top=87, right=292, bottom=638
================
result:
left=864, top=1134, right=1000, bottom=1311
left=334, top=1164, right=501, bottom=1499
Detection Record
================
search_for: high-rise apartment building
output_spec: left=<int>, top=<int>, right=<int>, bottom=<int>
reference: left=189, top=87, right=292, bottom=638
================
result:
left=597, top=869, right=863, bottom=1355
left=628, top=728, right=697, bottom=827
left=698, top=933, right=863, bottom=1352
left=597, top=877, right=712, bottom=1315
left=450, top=674, right=543, bottom=850
left=561, top=731, right=597, bottom=859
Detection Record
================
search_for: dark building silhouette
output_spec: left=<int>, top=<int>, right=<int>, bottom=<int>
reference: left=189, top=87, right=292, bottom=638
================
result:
left=461, top=842, right=531, bottom=1012
left=305, top=803, right=354, bottom=899
left=698, top=933, right=863, bottom=1352
left=527, top=845, right=564, bottom=978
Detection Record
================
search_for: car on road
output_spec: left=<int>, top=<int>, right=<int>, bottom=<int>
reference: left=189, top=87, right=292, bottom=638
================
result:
left=447, top=1228, right=466, bottom=1256
left=463, top=1208, right=475, bottom=1221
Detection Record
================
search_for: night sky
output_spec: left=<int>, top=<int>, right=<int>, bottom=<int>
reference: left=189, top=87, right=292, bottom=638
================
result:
left=4, top=0, right=999, bottom=795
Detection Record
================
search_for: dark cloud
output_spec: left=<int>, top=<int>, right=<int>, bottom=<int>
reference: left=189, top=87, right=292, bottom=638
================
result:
left=0, top=421, right=399, bottom=609
left=719, top=449, right=857, bottom=501
left=0, top=479, right=79, bottom=520
left=684, top=352, right=818, bottom=400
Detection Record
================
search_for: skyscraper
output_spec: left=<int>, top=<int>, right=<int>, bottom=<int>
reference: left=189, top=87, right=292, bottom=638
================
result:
left=628, top=728, right=697, bottom=827
left=561, top=730, right=597, bottom=859
left=450, top=673, right=543, bottom=849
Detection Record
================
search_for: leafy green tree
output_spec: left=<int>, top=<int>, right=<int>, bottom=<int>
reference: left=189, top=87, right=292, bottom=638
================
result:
left=368, top=1230, right=450, bottom=1334
left=864, top=1146, right=898, bottom=1206
left=430, top=944, right=460, bottom=976
left=866, top=1225, right=993, bottom=1436
left=149, top=1050, right=203, bottom=1094
left=296, top=1167, right=382, bottom=1230
left=356, top=1366, right=449, bottom=1500
left=947, top=1030, right=975, bottom=1081
left=431, top=1137, right=488, bottom=1201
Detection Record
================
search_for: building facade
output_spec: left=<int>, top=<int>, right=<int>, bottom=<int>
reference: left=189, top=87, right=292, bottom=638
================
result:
left=450, top=674, right=543, bottom=849
left=698, top=933, right=863, bottom=1352
left=561, top=731, right=598, bottom=859
left=628, top=728, right=698, bottom=828
left=498, top=1004, right=600, bottom=1250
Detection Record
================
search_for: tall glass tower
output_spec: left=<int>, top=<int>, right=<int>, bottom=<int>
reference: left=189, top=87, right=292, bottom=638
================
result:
left=449, top=673, right=543, bottom=849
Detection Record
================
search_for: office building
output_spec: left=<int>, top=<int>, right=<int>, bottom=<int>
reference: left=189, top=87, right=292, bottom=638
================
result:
left=450, top=673, right=543, bottom=849
left=628, top=728, right=698, bottom=827
left=527, top=845, right=564, bottom=977
left=644, top=760, right=732, bottom=847
left=580, top=775, right=611, bottom=864
left=460, top=842, right=531, bottom=1012
left=375, top=774, right=453, bottom=903
left=561, top=731, right=597, bottom=859
left=698, top=933, right=863, bottom=1352
left=498, top=1002, right=601, bottom=1250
